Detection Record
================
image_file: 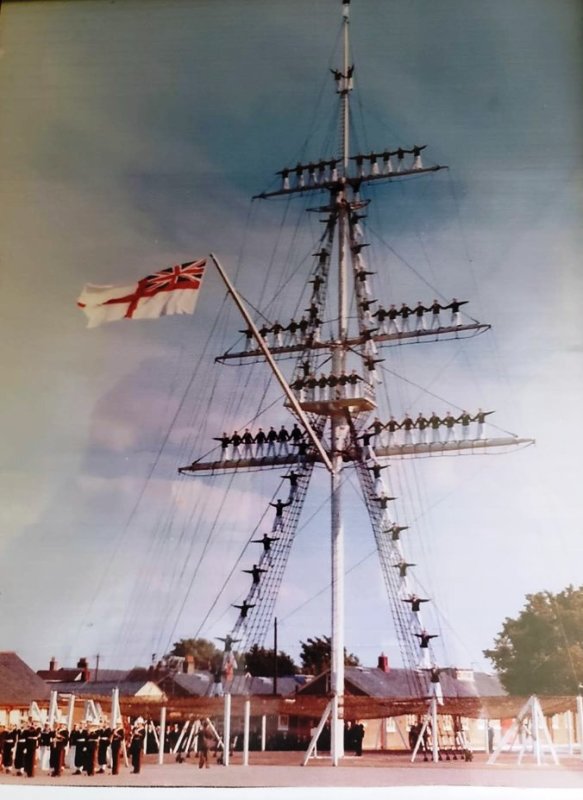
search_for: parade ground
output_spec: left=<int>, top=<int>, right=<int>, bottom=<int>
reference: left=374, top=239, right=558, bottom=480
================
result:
left=1, top=751, right=583, bottom=797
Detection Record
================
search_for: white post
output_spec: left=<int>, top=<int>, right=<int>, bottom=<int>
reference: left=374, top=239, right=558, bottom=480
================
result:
left=66, top=695, right=75, bottom=733
left=261, top=715, right=266, bottom=752
left=223, top=694, right=231, bottom=767
left=158, top=708, right=166, bottom=766
left=566, top=710, right=573, bottom=755
left=484, top=718, right=489, bottom=754
left=243, top=698, right=251, bottom=766
left=577, top=695, right=583, bottom=761
left=47, top=691, right=58, bottom=725
left=533, top=698, right=542, bottom=765
left=431, top=697, right=439, bottom=763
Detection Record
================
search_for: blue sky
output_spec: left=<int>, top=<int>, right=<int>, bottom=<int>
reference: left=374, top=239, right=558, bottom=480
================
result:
left=0, top=0, right=581, bottom=676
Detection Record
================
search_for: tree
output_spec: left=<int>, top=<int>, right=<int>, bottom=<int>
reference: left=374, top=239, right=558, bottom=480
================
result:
left=169, top=638, right=222, bottom=670
left=299, top=635, right=360, bottom=675
left=484, top=585, right=583, bottom=695
left=243, top=645, right=298, bottom=677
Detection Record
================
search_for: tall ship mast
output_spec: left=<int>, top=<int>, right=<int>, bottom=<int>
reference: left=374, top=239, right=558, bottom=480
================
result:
left=179, top=0, right=533, bottom=764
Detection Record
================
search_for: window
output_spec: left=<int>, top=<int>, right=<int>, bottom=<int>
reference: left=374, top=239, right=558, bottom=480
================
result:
left=277, top=714, right=289, bottom=731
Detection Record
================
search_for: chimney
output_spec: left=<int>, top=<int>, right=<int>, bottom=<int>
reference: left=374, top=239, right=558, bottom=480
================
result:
left=76, top=657, right=90, bottom=683
left=377, top=652, right=390, bottom=673
left=185, top=655, right=195, bottom=675
left=49, top=657, right=57, bottom=672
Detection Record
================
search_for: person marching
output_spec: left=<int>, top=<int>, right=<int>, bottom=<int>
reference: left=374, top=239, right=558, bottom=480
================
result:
left=197, top=719, right=218, bottom=769
left=39, top=722, right=52, bottom=772
left=110, top=724, right=125, bottom=776
left=14, top=724, right=27, bottom=776
left=3, top=725, right=17, bottom=773
left=24, top=721, right=40, bottom=778
left=129, top=723, right=145, bottom=774
left=97, top=722, right=112, bottom=774
left=73, top=724, right=88, bottom=775
left=85, top=724, right=98, bottom=776
left=49, top=725, right=68, bottom=778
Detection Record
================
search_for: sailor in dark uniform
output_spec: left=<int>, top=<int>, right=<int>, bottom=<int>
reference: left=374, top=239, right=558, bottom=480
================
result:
left=129, top=724, right=144, bottom=774
left=403, top=594, right=430, bottom=613
left=457, top=410, right=472, bottom=440
left=50, top=725, right=68, bottom=777
left=347, top=369, right=363, bottom=396
left=368, top=417, right=384, bottom=447
left=242, top=429, right=254, bottom=459
left=386, top=524, right=408, bottom=542
left=24, top=722, right=40, bottom=777
left=446, top=297, right=468, bottom=326
left=394, top=561, right=415, bottom=579
left=298, top=315, right=310, bottom=342
left=254, top=427, right=267, bottom=458
left=401, top=413, right=415, bottom=445
left=269, top=498, right=292, bottom=531
left=399, top=302, right=412, bottom=332
left=442, top=411, right=457, bottom=441
left=429, top=299, right=442, bottom=329
left=85, top=725, right=98, bottom=776
left=357, top=431, right=376, bottom=461
left=387, top=304, right=400, bottom=334
left=14, top=725, right=27, bottom=776
left=3, top=725, right=17, bottom=773
left=243, top=563, right=267, bottom=586
left=317, top=373, right=328, bottom=400
left=39, top=723, right=52, bottom=771
left=97, top=723, right=112, bottom=773
left=239, top=327, right=254, bottom=351
left=233, top=600, right=255, bottom=619
left=252, top=532, right=279, bottom=552
left=110, top=725, right=124, bottom=775
left=286, top=318, right=299, bottom=345
left=414, top=301, right=428, bottom=331
left=277, top=425, right=290, bottom=456
left=473, top=408, right=494, bottom=440
left=373, top=305, right=389, bottom=334
left=213, top=433, right=231, bottom=462
left=295, top=440, right=310, bottom=465
left=384, top=416, right=400, bottom=447
left=415, top=413, right=429, bottom=444
left=73, top=725, right=88, bottom=774
left=290, top=424, right=304, bottom=445
left=415, top=630, right=438, bottom=649
left=429, top=411, right=441, bottom=443
left=283, top=470, right=303, bottom=500
left=230, top=431, right=243, bottom=460
left=266, top=426, right=278, bottom=458
left=291, top=376, right=306, bottom=402
left=270, top=320, right=285, bottom=348
left=368, top=462, right=388, bottom=496
left=363, top=356, right=383, bottom=385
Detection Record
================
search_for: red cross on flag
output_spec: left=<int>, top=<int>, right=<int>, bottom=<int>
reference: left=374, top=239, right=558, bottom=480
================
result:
left=77, top=258, right=207, bottom=328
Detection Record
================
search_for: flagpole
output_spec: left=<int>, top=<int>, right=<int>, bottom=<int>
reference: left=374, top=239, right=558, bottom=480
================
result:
left=209, top=253, right=333, bottom=473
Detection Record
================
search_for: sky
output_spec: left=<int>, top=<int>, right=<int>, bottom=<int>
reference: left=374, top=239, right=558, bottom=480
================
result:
left=0, top=0, right=582, bottom=679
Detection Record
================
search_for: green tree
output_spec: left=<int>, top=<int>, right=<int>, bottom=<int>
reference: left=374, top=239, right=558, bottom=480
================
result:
left=169, top=638, right=222, bottom=669
left=299, top=635, right=360, bottom=675
left=243, top=644, right=298, bottom=677
left=484, top=585, right=583, bottom=695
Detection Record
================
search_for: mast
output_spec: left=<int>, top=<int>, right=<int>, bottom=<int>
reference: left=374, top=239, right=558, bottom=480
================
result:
left=179, top=0, right=535, bottom=767
left=330, top=0, right=352, bottom=765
